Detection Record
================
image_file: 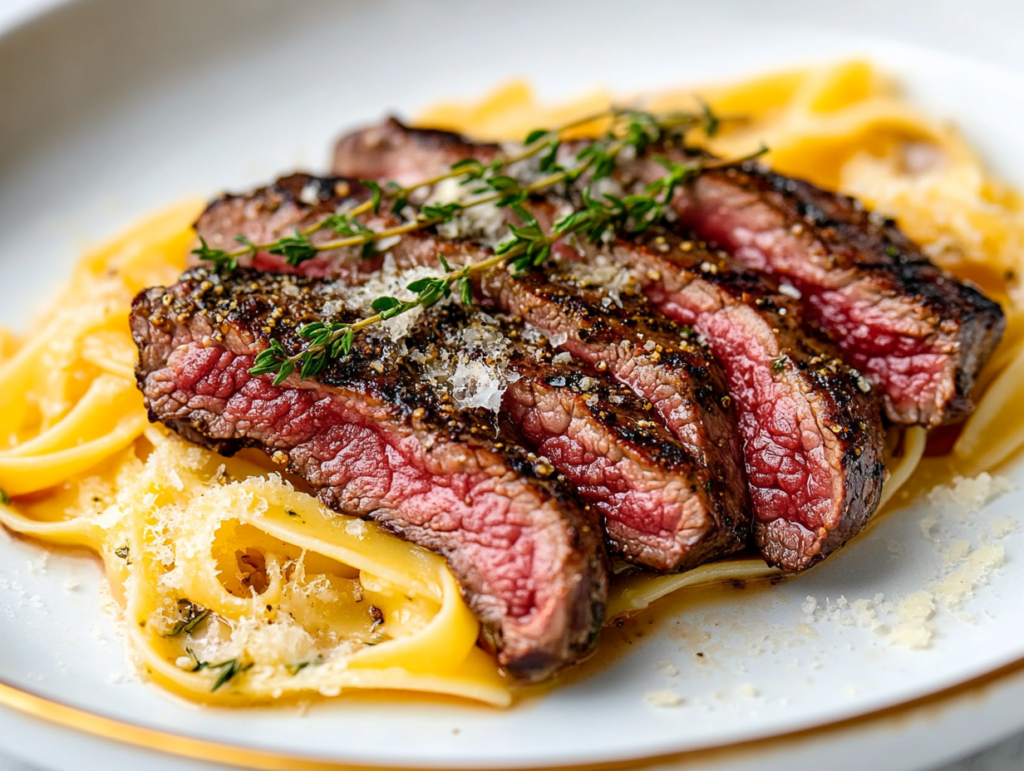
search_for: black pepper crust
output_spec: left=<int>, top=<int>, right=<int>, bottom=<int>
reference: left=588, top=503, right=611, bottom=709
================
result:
left=136, top=266, right=567, bottom=488
left=739, top=161, right=1005, bottom=418
left=194, top=172, right=754, bottom=569
left=194, top=157, right=889, bottom=568
left=509, top=270, right=729, bottom=418
left=137, top=265, right=734, bottom=508
left=611, top=228, right=888, bottom=563
left=632, top=226, right=883, bottom=454
left=132, top=265, right=611, bottom=681
left=622, top=137, right=1006, bottom=425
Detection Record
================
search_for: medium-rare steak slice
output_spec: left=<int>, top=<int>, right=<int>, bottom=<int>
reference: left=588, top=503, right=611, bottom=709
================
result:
left=336, top=118, right=1005, bottom=426
left=330, top=125, right=886, bottom=569
left=616, top=149, right=1006, bottom=427
left=131, top=266, right=607, bottom=682
left=417, top=305, right=748, bottom=571
left=475, top=270, right=751, bottom=561
left=194, top=175, right=752, bottom=572
left=589, top=231, right=886, bottom=569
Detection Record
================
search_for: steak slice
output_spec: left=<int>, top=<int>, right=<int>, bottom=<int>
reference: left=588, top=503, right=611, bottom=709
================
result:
left=419, top=305, right=748, bottom=571
left=589, top=231, right=886, bottom=569
left=616, top=149, right=1005, bottom=427
left=334, top=118, right=480, bottom=187
left=476, top=270, right=751, bottom=564
left=336, top=118, right=1005, bottom=426
left=330, top=124, right=886, bottom=569
left=195, top=176, right=751, bottom=572
left=130, top=266, right=607, bottom=682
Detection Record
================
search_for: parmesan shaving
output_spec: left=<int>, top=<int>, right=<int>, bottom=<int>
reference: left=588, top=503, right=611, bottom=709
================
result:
left=325, top=254, right=451, bottom=344
left=414, top=312, right=520, bottom=412
left=430, top=177, right=506, bottom=244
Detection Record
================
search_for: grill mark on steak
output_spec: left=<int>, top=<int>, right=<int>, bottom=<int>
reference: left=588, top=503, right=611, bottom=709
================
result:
left=476, top=269, right=751, bottom=567
left=423, top=307, right=747, bottom=571
left=335, top=118, right=1004, bottom=426
left=195, top=176, right=751, bottom=572
left=591, top=230, right=886, bottom=569
left=130, top=267, right=607, bottom=682
left=329, top=123, right=886, bottom=569
left=616, top=149, right=1005, bottom=427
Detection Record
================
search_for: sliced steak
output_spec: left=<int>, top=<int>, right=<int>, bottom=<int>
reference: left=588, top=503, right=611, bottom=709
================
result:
left=476, top=269, right=751, bottom=569
left=616, top=149, right=1005, bottom=427
left=130, top=266, right=607, bottom=682
left=588, top=231, right=886, bottom=569
left=195, top=176, right=751, bottom=572
left=336, top=118, right=1005, bottom=426
left=420, top=306, right=747, bottom=571
left=330, top=124, right=886, bottom=569
left=334, top=118, right=482, bottom=187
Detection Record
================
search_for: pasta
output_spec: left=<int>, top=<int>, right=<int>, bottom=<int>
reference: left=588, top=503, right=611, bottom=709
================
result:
left=0, top=60, right=1021, bottom=706
left=420, top=58, right=1024, bottom=481
left=0, top=204, right=510, bottom=706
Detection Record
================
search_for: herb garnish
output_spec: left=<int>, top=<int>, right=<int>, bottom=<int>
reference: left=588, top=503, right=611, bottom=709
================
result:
left=286, top=654, right=325, bottom=676
left=0, top=489, right=9, bottom=506
left=164, top=599, right=210, bottom=637
left=193, top=109, right=620, bottom=274
left=204, top=106, right=764, bottom=383
left=186, top=647, right=253, bottom=692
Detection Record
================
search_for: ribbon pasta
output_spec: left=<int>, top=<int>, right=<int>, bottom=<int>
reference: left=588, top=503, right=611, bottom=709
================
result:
left=0, top=61, right=1020, bottom=707
left=0, top=203, right=509, bottom=706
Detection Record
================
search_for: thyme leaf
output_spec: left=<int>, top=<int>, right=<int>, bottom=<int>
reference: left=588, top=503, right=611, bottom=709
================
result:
left=267, top=229, right=318, bottom=267
left=232, top=106, right=765, bottom=382
left=164, top=600, right=210, bottom=637
left=186, top=648, right=253, bottom=692
left=192, top=236, right=238, bottom=275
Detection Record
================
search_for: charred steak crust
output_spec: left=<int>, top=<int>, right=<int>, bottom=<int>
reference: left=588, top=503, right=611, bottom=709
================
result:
left=594, top=230, right=886, bottom=569
left=195, top=175, right=752, bottom=573
left=478, top=269, right=750, bottom=569
left=329, top=123, right=887, bottom=569
left=130, top=267, right=608, bottom=682
left=423, top=306, right=747, bottom=571
left=621, top=149, right=1005, bottom=427
left=335, top=119, right=1004, bottom=426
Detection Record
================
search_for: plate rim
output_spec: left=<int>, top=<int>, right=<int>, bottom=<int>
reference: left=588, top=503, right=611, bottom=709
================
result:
left=3, top=1, right=1024, bottom=769
left=4, top=647, right=1024, bottom=771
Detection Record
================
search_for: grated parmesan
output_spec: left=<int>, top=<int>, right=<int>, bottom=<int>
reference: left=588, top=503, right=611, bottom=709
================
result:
left=413, top=312, right=520, bottom=413
left=323, top=254, right=452, bottom=344
left=927, top=472, right=1014, bottom=515
left=890, top=592, right=935, bottom=649
left=429, top=178, right=506, bottom=244
left=559, top=258, right=634, bottom=308
left=645, top=690, right=685, bottom=707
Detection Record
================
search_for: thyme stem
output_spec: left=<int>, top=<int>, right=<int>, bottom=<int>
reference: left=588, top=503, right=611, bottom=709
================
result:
left=198, top=108, right=630, bottom=271
left=237, top=107, right=767, bottom=382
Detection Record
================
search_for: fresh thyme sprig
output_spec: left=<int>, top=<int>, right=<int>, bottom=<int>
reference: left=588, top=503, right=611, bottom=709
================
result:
left=248, top=142, right=766, bottom=384
left=240, top=106, right=764, bottom=382
left=192, top=108, right=636, bottom=274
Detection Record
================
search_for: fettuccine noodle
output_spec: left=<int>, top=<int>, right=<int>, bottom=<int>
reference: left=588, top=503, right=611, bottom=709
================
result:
left=0, top=60, right=1020, bottom=706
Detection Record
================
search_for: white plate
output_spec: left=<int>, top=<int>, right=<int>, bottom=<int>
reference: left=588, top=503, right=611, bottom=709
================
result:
left=2, top=2, right=1024, bottom=770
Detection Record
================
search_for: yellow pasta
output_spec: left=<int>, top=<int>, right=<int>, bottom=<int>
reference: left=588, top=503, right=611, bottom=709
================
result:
left=420, top=60, right=1024, bottom=474
left=1, top=60, right=1022, bottom=708
left=0, top=204, right=510, bottom=707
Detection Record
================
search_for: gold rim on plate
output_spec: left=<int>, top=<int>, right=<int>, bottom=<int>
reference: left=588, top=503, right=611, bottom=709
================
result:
left=3, top=653, right=1024, bottom=771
